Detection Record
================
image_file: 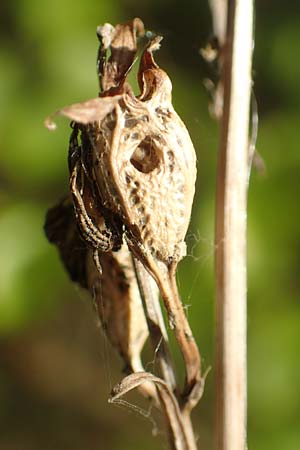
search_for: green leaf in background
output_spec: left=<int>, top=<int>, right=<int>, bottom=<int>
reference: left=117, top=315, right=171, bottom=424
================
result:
left=0, top=202, right=65, bottom=332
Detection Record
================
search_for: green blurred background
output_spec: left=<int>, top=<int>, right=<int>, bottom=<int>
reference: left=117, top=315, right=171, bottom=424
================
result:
left=0, top=1, right=299, bottom=449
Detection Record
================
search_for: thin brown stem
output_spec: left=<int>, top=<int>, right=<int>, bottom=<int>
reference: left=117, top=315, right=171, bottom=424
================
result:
left=133, top=257, right=177, bottom=391
left=155, top=264, right=202, bottom=408
left=213, top=1, right=253, bottom=449
left=132, top=257, right=200, bottom=449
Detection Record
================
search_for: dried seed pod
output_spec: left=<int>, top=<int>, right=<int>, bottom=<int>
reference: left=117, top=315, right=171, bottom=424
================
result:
left=45, top=19, right=201, bottom=406
left=91, top=37, right=197, bottom=270
left=90, top=36, right=201, bottom=403
left=45, top=35, right=197, bottom=272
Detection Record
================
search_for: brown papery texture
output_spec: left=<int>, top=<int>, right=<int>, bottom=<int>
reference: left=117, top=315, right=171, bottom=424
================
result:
left=44, top=19, right=201, bottom=450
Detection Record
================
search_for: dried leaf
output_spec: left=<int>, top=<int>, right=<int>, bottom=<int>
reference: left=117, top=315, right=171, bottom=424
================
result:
left=68, top=123, right=123, bottom=257
left=44, top=200, right=151, bottom=375
left=97, top=18, right=144, bottom=91
left=44, top=198, right=156, bottom=400
left=86, top=244, right=150, bottom=373
left=109, top=372, right=189, bottom=450
left=44, top=196, right=88, bottom=288
left=44, top=95, right=122, bottom=130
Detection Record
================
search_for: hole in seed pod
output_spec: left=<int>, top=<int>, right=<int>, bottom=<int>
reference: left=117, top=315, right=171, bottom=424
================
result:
left=130, top=137, right=160, bottom=173
left=131, top=195, right=140, bottom=205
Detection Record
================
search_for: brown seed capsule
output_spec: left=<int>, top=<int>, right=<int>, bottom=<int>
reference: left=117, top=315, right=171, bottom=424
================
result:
left=46, top=33, right=197, bottom=272
left=45, top=19, right=201, bottom=403
left=91, top=38, right=197, bottom=269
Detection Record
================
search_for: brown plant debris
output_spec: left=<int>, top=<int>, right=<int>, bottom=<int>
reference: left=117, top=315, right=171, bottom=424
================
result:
left=44, top=18, right=202, bottom=450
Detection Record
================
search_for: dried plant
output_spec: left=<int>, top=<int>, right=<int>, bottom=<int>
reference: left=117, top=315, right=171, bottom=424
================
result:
left=45, top=18, right=203, bottom=450
left=208, top=1, right=253, bottom=449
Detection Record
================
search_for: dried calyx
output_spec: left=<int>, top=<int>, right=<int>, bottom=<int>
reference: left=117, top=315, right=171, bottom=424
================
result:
left=45, top=18, right=202, bottom=441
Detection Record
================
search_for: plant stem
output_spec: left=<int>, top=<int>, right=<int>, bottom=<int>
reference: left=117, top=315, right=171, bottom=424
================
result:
left=155, top=264, right=202, bottom=406
left=213, top=1, right=253, bottom=449
left=132, top=257, right=177, bottom=391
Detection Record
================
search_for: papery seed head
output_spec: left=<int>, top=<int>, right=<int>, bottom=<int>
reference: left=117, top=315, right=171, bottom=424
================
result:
left=91, top=87, right=196, bottom=265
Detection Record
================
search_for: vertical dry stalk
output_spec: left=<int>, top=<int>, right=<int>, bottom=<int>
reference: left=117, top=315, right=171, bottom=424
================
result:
left=212, top=1, right=254, bottom=450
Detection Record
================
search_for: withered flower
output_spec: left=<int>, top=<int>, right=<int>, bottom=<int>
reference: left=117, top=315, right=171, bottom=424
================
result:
left=46, top=20, right=196, bottom=275
left=45, top=18, right=201, bottom=429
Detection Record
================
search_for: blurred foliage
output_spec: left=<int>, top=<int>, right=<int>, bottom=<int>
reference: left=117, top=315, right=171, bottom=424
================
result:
left=0, top=1, right=300, bottom=449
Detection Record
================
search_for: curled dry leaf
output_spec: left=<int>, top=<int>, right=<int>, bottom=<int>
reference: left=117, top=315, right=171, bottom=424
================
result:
left=109, top=372, right=192, bottom=450
left=44, top=196, right=88, bottom=288
left=97, top=17, right=144, bottom=91
left=44, top=197, right=157, bottom=401
left=133, top=258, right=176, bottom=392
left=44, top=96, right=122, bottom=130
left=87, top=245, right=159, bottom=402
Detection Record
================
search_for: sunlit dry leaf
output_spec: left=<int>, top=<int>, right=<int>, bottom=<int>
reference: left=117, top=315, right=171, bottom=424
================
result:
left=110, top=372, right=189, bottom=450
left=44, top=95, right=122, bottom=130
left=133, top=258, right=176, bottom=391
